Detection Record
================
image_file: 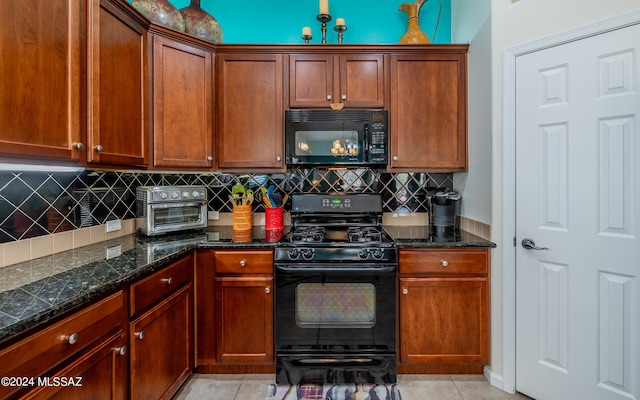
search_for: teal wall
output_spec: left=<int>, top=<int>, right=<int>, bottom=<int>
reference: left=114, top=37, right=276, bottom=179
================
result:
left=149, top=0, right=451, bottom=44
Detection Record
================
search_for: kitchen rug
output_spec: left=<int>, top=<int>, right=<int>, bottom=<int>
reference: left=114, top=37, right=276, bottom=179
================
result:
left=265, top=383, right=402, bottom=400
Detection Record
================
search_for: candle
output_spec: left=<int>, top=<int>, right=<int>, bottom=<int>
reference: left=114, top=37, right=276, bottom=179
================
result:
left=336, top=18, right=345, bottom=27
left=319, top=0, right=329, bottom=15
left=302, top=27, right=311, bottom=36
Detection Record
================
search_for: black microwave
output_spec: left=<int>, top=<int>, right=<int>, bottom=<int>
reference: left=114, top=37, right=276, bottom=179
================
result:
left=285, top=109, right=388, bottom=166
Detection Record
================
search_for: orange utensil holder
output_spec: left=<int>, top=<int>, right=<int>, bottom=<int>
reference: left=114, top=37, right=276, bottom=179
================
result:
left=233, top=205, right=253, bottom=242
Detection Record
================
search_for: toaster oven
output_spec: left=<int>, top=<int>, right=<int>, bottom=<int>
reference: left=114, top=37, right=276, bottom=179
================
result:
left=136, top=186, right=208, bottom=236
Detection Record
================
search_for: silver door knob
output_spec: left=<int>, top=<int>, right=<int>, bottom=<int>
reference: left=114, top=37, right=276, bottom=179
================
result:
left=114, top=346, right=127, bottom=356
left=402, top=288, right=408, bottom=295
left=73, top=142, right=84, bottom=150
left=393, top=156, right=398, bottom=161
left=94, top=145, right=103, bottom=152
left=521, top=238, right=549, bottom=250
left=135, top=331, right=144, bottom=340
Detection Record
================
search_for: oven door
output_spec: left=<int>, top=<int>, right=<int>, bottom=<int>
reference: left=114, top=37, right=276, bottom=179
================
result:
left=146, top=201, right=207, bottom=235
left=285, top=120, right=367, bottom=166
left=275, top=263, right=396, bottom=384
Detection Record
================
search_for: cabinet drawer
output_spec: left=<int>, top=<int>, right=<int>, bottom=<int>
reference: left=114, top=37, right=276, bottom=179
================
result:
left=214, top=250, right=273, bottom=274
left=399, top=249, right=488, bottom=275
left=130, top=254, right=193, bottom=316
left=0, top=291, right=124, bottom=399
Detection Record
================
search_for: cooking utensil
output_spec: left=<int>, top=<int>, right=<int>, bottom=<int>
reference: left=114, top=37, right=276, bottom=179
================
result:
left=261, top=187, right=272, bottom=208
left=231, top=183, right=245, bottom=196
left=246, top=189, right=254, bottom=205
left=267, top=185, right=276, bottom=207
left=270, top=192, right=282, bottom=207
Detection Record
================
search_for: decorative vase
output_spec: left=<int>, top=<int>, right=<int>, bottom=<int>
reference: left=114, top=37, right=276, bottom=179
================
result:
left=131, top=0, right=186, bottom=32
left=398, top=0, right=430, bottom=44
left=179, top=0, right=223, bottom=43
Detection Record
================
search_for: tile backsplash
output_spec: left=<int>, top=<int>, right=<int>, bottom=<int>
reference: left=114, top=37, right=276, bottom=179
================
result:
left=0, top=168, right=452, bottom=243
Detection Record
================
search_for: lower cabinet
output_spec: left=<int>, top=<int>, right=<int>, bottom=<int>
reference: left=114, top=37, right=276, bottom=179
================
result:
left=195, top=249, right=274, bottom=373
left=398, top=248, right=490, bottom=374
left=128, top=255, right=194, bottom=400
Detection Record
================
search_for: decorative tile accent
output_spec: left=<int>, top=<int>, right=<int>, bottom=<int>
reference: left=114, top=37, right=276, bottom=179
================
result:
left=0, top=169, right=453, bottom=244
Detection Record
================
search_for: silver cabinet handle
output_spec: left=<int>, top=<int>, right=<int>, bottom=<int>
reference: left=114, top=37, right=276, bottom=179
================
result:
left=73, top=142, right=84, bottom=150
left=239, top=260, right=246, bottom=267
left=207, top=156, right=213, bottom=161
left=402, top=288, right=408, bottom=295
left=114, top=346, right=127, bottom=356
left=135, top=331, right=144, bottom=340
left=63, top=333, right=79, bottom=345
left=441, top=260, right=449, bottom=267
left=521, top=238, right=549, bottom=251
left=161, top=277, right=173, bottom=285
left=276, top=156, right=281, bottom=161
left=327, top=95, right=332, bottom=101
left=94, top=145, right=103, bottom=152
left=341, top=94, right=346, bottom=100
left=265, top=287, right=271, bottom=294
left=393, top=156, right=399, bottom=161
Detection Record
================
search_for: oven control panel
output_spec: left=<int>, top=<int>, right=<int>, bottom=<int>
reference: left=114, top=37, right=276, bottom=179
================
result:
left=322, top=198, right=351, bottom=208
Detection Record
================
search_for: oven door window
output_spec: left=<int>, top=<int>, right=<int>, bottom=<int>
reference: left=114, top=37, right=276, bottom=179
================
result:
left=295, top=130, right=361, bottom=158
left=152, top=205, right=203, bottom=226
left=296, top=283, right=375, bottom=328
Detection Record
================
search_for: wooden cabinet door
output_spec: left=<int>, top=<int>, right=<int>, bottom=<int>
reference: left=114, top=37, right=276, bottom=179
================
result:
left=390, top=53, right=467, bottom=171
left=215, top=276, right=273, bottom=364
left=338, top=54, right=385, bottom=108
left=216, top=53, right=284, bottom=170
left=289, top=53, right=385, bottom=108
left=87, top=0, right=147, bottom=167
left=399, top=277, right=488, bottom=365
left=130, top=284, right=193, bottom=400
left=152, top=35, right=213, bottom=169
left=25, top=331, right=127, bottom=400
left=289, top=54, right=333, bottom=108
left=0, top=0, right=83, bottom=162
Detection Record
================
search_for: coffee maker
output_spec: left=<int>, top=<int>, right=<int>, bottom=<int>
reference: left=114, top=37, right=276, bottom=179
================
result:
left=425, top=188, right=461, bottom=234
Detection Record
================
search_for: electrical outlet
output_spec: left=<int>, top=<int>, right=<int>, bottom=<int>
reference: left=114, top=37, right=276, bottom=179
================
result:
left=106, top=219, right=121, bottom=233
left=106, top=244, right=122, bottom=259
left=208, top=211, right=219, bottom=220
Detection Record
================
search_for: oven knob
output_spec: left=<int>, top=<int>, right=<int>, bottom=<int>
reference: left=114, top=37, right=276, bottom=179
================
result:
left=182, top=191, right=190, bottom=198
left=358, top=249, right=369, bottom=259
left=192, top=191, right=201, bottom=198
left=287, top=249, right=299, bottom=260
left=300, top=248, right=314, bottom=260
left=371, top=249, right=383, bottom=260
left=171, top=191, right=180, bottom=199
left=160, top=192, right=168, bottom=200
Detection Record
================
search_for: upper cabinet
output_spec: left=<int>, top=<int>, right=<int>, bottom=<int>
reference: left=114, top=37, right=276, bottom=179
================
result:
left=87, top=0, right=148, bottom=167
left=389, top=49, right=468, bottom=172
left=216, top=52, right=284, bottom=171
left=289, top=53, right=386, bottom=109
left=0, top=1, right=84, bottom=163
left=151, top=34, right=214, bottom=169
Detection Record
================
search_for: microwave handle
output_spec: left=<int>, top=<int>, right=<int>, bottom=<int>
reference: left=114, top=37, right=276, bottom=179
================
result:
left=364, top=123, right=369, bottom=162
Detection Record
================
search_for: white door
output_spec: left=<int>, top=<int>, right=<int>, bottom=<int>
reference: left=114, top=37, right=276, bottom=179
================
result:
left=515, top=23, right=640, bottom=400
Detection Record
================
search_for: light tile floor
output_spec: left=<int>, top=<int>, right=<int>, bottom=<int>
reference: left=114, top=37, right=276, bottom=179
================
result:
left=173, top=374, right=534, bottom=400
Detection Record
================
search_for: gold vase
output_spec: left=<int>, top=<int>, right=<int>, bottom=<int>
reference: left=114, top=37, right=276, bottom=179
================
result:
left=398, top=0, right=430, bottom=44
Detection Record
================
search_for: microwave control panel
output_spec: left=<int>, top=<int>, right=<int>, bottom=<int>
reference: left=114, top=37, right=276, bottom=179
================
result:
left=368, top=111, right=388, bottom=164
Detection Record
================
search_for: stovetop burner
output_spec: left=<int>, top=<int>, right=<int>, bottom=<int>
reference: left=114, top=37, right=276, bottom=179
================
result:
left=290, top=227, right=326, bottom=243
left=348, top=226, right=383, bottom=243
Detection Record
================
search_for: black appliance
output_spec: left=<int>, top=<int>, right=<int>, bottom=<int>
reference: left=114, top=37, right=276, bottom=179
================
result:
left=275, top=193, right=397, bottom=385
left=425, top=188, right=461, bottom=234
left=285, top=109, right=388, bottom=166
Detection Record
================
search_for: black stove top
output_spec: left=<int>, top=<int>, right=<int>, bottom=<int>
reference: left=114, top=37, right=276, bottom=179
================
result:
left=276, top=193, right=396, bottom=263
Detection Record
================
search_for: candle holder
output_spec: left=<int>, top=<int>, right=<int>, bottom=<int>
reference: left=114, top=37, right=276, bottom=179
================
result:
left=316, top=14, right=332, bottom=44
left=301, top=34, right=312, bottom=44
left=334, top=24, right=347, bottom=44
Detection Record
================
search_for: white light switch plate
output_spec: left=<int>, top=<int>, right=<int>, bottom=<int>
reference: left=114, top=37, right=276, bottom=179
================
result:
left=208, top=211, right=219, bottom=220
left=106, top=219, right=122, bottom=232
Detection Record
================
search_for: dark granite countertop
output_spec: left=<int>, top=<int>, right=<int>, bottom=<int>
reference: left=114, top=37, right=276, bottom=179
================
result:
left=384, top=226, right=496, bottom=248
left=0, top=225, right=493, bottom=345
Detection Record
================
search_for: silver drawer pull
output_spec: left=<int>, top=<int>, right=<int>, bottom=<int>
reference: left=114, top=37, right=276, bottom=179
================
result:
left=402, top=288, right=408, bottom=295
left=63, top=333, right=79, bottom=345
left=114, top=346, right=127, bottom=356
left=265, top=287, right=271, bottom=294
left=161, top=277, right=173, bottom=285
left=239, top=260, right=246, bottom=267
left=441, top=260, right=449, bottom=267
left=135, top=331, right=145, bottom=340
